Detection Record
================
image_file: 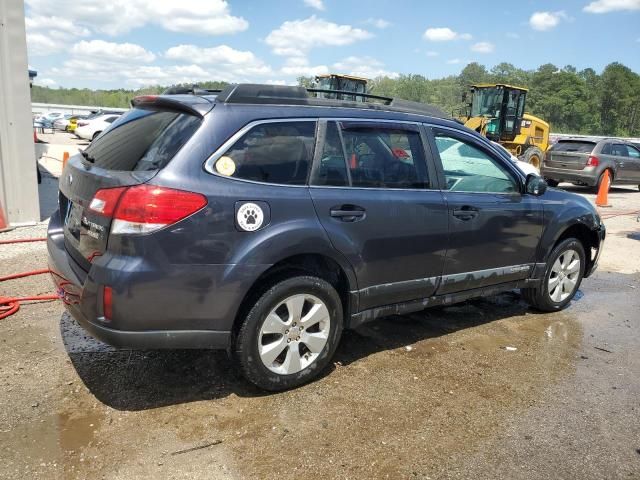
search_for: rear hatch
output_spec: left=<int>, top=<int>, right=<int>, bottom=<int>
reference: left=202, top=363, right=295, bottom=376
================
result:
left=545, top=140, right=596, bottom=170
left=58, top=97, right=208, bottom=271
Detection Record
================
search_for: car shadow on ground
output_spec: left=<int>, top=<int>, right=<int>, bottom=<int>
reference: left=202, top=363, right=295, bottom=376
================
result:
left=62, top=291, right=545, bottom=411
left=38, top=163, right=59, bottom=221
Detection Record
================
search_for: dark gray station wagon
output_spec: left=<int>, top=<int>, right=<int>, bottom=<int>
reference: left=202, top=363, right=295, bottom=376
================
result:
left=48, top=84, right=605, bottom=390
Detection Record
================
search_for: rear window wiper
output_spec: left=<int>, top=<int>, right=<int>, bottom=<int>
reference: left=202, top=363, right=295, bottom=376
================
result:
left=79, top=149, right=95, bottom=163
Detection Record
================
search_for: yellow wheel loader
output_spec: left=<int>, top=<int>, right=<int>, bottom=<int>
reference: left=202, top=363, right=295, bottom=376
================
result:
left=461, top=84, right=550, bottom=170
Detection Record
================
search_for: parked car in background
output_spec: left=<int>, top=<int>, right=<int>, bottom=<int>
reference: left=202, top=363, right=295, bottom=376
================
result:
left=491, top=141, right=541, bottom=177
left=34, top=112, right=64, bottom=129
left=541, top=138, right=640, bottom=192
left=75, top=113, right=122, bottom=141
left=53, top=114, right=74, bottom=131
left=66, top=114, right=89, bottom=133
left=48, top=84, right=605, bottom=391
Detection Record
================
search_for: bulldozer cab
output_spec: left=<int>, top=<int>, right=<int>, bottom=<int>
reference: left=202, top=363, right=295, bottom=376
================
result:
left=313, top=74, right=368, bottom=102
left=468, top=84, right=527, bottom=142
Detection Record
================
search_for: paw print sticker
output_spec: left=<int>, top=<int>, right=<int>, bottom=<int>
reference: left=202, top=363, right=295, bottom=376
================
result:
left=244, top=208, right=257, bottom=225
left=237, top=203, right=264, bottom=232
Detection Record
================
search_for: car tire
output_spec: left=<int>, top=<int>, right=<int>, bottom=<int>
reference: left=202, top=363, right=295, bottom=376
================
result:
left=233, top=275, right=343, bottom=391
left=92, top=131, right=101, bottom=141
left=593, top=169, right=612, bottom=193
left=545, top=179, right=559, bottom=187
left=521, top=238, right=586, bottom=312
left=521, top=146, right=544, bottom=171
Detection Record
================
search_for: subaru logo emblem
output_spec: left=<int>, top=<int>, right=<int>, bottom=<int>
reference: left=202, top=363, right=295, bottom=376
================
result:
left=68, top=174, right=73, bottom=185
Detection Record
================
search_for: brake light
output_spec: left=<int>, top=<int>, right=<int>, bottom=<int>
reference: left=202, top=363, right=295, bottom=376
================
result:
left=89, top=185, right=207, bottom=235
left=586, top=155, right=599, bottom=167
left=89, top=187, right=127, bottom=216
left=103, top=286, right=113, bottom=320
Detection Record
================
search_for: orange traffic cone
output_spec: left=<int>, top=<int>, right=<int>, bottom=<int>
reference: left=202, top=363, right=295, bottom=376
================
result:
left=62, top=151, right=70, bottom=170
left=595, top=170, right=611, bottom=208
left=0, top=201, right=10, bottom=232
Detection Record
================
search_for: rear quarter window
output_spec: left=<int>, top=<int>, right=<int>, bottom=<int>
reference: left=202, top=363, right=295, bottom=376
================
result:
left=212, top=121, right=316, bottom=185
left=84, top=108, right=202, bottom=171
left=550, top=141, right=596, bottom=153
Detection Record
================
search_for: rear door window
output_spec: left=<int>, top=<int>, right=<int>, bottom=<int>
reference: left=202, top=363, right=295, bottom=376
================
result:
left=213, top=121, right=316, bottom=185
left=551, top=141, right=596, bottom=153
left=83, top=108, right=202, bottom=171
left=311, top=121, right=428, bottom=189
left=612, top=144, right=629, bottom=157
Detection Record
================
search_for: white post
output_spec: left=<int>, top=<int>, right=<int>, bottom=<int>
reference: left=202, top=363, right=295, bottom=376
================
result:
left=0, top=0, right=40, bottom=227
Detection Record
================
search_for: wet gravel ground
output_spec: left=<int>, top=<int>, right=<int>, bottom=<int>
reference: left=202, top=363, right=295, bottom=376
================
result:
left=1, top=186, right=639, bottom=479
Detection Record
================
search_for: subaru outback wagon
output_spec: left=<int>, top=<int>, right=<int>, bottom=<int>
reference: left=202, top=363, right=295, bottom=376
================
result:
left=48, top=84, right=605, bottom=390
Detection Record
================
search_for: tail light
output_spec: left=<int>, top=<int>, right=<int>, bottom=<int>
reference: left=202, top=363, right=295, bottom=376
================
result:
left=586, top=155, right=599, bottom=167
left=103, top=286, right=113, bottom=320
left=89, top=185, right=207, bottom=234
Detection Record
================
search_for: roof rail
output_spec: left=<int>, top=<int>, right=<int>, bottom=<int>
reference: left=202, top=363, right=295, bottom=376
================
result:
left=214, top=83, right=451, bottom=119
left=162, top=84, right=223, bottom=96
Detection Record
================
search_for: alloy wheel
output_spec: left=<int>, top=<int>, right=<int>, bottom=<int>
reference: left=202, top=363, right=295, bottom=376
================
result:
left=258, top=294, right=331, bottom=375
left=548, top=249, right=581, bottom=302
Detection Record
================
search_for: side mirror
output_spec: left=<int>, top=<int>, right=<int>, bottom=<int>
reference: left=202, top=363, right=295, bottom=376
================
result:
left=526, top=174, right=548, bottom=196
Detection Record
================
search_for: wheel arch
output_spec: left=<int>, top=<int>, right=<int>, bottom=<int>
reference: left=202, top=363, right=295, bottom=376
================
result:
left=549, top=222, right=601, bottom=276
left=231, top=253, right=357, bottom=340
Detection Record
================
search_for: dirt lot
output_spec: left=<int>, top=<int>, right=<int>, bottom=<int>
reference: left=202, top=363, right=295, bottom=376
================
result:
left=1, top=163, right=639, bottom=478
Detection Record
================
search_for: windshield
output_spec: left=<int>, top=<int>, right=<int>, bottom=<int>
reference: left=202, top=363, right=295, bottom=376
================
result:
left=471, top=87, right=503, bottom=117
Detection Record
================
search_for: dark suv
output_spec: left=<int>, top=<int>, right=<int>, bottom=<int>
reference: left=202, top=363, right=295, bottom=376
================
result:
left=48, top=84, right=605, bottom=390
left=542, top=138, right=640, bottom=192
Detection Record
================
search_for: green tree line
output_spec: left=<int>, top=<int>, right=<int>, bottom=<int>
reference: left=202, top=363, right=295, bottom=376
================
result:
left=32, top=63, right=640, bottom=136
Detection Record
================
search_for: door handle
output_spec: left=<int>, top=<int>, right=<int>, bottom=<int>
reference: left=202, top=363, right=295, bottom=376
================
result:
left=330, top=205, right=366, bottom=222
left=452, top=206, right=479, bottom=220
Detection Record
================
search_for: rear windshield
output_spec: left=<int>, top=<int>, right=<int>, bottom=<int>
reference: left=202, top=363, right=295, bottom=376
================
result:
left=550, top=140, right=596, bottom=153
left=84, top=108, right=202, bottom=171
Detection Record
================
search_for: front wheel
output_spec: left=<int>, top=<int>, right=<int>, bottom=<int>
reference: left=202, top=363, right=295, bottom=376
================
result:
left=522, top=238, right=585, bottom=312
left=234, top=276, right=343, bottom=391
left=522, top=146, right=544, bottom=171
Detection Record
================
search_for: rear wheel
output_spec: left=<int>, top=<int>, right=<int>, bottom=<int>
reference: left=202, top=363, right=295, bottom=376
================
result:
left=522, top=146, right=544, bottom=171
left=522, top=238, right=585, bottom=312
left=91, top=131, right=101, bottom=141
left=593, top=169, right=612, bottom=193
left=234, top=276, right=343, bottom=391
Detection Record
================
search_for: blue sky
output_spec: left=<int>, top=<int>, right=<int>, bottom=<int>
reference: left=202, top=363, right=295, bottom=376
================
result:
left=25, top=0, right=640, bottom=89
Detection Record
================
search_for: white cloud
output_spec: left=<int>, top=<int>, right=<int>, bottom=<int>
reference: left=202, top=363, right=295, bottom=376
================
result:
left=303, top=0, right=325, bottom=10
left=471, top=41, right=495, bottom=53
left=423, top=27, right=472, bottom=42
left=266, top=16, right=372, bottom=58
left=426, top=51, right=439, bottom=57
left=165, top=44, right=272, bottom=76
left=529, top=11, right=567, bottom=31
left=25, top=15, right=90, bottom=56
left=332, top=56, right=399, bottom=79
left=35, top=78, right=58, bottom=88
left=584, top=0, right=640, bottom=13
left=25, top=0, right=248, bottom=36
left=264, top=79, right=289, bottom=85
left=365, top=18, right=391, bottom=29
left=446, top=58, right=461, bottom=65
left=280, top=57, right=329, bottom=77
left=72, top=40, right=156, bottom=63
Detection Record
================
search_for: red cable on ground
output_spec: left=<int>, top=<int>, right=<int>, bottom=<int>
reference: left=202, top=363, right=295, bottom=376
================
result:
left=0, top=237, right=59, bottom=320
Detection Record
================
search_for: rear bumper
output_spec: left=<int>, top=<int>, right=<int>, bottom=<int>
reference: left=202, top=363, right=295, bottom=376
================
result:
left=46, top=210, right=259, bottom=350
left=541, top=165, right=597, bottom=186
